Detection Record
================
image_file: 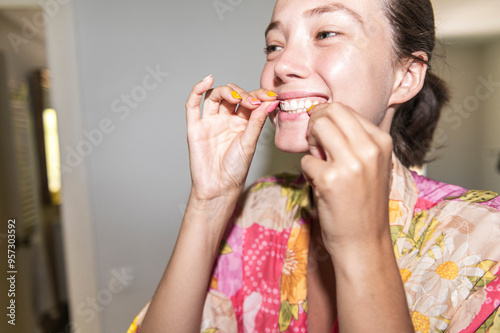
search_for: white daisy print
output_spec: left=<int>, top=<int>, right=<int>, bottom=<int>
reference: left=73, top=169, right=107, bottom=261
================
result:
left=409, top=237, right=483, bottom=307
left=398, top=249, right=421, bottom=304
left=410, top=294, right=448, bottom=333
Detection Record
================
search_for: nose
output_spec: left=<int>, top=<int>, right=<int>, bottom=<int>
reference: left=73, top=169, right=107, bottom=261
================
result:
left=273, top=40, right=311, bottom=83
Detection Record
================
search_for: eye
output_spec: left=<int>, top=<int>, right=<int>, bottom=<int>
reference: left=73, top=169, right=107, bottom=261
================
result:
left=264, top=44, right=283, bottom=55
left=317, top=31, right=338, bottom=40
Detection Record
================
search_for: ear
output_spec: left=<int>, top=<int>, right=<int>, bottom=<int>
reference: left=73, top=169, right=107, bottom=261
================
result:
left=388, top=51, right=428, bottom=107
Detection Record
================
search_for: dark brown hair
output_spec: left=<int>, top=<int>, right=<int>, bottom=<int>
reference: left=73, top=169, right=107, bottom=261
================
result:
left=384, top=0, right=449, bottom=167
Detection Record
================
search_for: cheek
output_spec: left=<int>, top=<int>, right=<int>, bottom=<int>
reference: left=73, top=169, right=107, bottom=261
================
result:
left=317, top=47, right=393, bottom=124
left=316, top=47, right=351, bottom=81
left=316, top=42, right=365, bottom=89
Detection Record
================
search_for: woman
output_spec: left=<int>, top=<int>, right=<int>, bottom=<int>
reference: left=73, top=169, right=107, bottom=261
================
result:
left=129, top=0, right=500, bottom=332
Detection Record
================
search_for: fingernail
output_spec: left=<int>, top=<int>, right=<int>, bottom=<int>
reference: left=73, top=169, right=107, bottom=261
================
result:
left=266, top=101, right=280, bottom=113
left=202, top=74, right=213, bottom=81
left=307, top=105, right=315, bottom=113
left=231, top=91, right=242, bottom=100
left=248, top=97, right=261, bottom=105
left=266, top=90, right=278, bottom=97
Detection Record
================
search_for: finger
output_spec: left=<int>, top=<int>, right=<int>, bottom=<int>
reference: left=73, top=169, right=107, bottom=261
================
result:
left=235, top=104, right=252, bottom=119
left=300, top=154, right=331, bottom=189
left=240, top=100, right=276, bottom=151
left=186, top=74, right=214, bottom=124
left=225, top=86, right=278, bottom=118
left=241, top=87, right=278, bottom=102
left=307, top=108, right=357, bottom=163
left=225, top=84, right=272, bottom=112
left=202, top=85, right=243, bottom=117
left=324, top=103, right=374, bottom=149
left=218, top=99, right=238, bottom=115
left=322, top=103, right=393, bottom=160
left=217, top=100, right=254, bottom=119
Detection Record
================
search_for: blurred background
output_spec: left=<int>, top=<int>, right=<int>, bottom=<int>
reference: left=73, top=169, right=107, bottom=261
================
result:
left=0, top=0, right=499, bottom=332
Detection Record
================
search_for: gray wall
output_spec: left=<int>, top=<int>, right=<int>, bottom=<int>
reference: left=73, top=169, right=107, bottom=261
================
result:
left=428, top=39, right=500, bottom=192
left=69, top=1, right=285, bottom=332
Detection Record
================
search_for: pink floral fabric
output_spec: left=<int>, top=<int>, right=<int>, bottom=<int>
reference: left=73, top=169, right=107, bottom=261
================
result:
left=129, top=156, right=500, bottom=332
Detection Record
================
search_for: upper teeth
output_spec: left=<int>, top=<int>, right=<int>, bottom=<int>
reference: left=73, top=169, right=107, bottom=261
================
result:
left=280, top=99, right=319, bottom=113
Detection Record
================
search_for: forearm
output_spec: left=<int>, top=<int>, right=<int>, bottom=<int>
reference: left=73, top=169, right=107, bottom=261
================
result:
left=140, top=191, right=239, bottom=333
left=331, top=234, right=414, bottom=332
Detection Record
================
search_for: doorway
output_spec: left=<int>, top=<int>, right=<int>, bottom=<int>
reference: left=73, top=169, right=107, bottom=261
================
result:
left=0, top=8, right=68, bottom=333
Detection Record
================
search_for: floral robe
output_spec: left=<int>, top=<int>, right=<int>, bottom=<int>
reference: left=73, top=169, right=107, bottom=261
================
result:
left=128, top=156, right=500, bottom=333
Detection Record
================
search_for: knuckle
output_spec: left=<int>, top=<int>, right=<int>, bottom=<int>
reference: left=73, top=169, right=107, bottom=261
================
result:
left=320, top=169, right=338, bottom=186
left=347, top=159, right=363, bottom=174
left=362, top=143, right=381, bottom=160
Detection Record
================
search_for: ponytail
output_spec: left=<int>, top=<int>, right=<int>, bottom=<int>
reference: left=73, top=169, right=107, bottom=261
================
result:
left=384, top=0, right=450, bottom=167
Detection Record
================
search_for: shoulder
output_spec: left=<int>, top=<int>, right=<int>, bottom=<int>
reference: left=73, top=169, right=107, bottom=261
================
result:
left=410, top=172, right=500, bottom=248
left=398, top=172, right=500, bottom=332
left=408, top=172, right=500, bottom=260
left=412, top=171, right=500, bottom=212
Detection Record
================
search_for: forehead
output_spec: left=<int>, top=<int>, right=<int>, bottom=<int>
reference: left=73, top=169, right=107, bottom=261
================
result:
left=270, top=0, right=387, bottom=29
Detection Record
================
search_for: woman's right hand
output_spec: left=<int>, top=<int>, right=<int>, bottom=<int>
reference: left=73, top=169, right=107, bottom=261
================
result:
left=186, top=75, right=279, bottom=202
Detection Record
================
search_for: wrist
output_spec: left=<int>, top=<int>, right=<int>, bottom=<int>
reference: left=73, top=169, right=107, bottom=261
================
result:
left=327, top=231, right=395, bottom=271
left=189, top=184, right=243, bottom=204
left=182, top=188, right=241, bottom=242
left=188, top=187, right=241, bottom=213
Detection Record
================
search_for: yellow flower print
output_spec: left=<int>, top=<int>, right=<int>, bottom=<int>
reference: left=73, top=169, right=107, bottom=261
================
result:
left=444, top=190, right=499, bottom=203
left=280, top=223, right=310, bottom=305
left=398, top=249, right=421, bottom=305
left=281, top=184, right=310, bottom=217
left=389, top=200, right=403, bottom=225
left=408, top=294, right=449, bottom=333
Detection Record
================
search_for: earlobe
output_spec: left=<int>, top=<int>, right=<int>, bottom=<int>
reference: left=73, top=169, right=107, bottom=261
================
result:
left=388, top=51, right=428, bottom=107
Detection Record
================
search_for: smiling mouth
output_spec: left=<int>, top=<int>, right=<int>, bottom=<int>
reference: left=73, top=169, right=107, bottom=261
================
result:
left=279, top=98, right=321, bottom=114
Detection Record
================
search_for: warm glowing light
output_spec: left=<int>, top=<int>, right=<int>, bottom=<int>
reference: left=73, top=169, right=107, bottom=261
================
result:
left=42, top=108, right=62, bottom=204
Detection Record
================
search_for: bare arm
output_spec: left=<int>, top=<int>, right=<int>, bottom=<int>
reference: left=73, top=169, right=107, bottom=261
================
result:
left=139, top=193, right=238, bottom=332
left=302, top=102, right=413, bottom=332
left=331, top=236, right=412, bottom=332
left=139, top=76, right=278, bottom=332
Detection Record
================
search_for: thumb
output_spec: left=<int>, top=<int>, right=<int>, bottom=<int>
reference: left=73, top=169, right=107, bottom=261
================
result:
left=241, top=101, right=278, bottom=151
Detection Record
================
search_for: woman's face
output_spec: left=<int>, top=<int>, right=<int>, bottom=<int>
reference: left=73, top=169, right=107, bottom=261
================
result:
left=261, top=0, right=399, bottom=153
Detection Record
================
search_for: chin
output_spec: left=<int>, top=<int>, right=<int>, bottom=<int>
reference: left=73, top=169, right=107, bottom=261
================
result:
left=271, top=115, right=310, bottom=153
left=274, top=134, right=309, bottom=153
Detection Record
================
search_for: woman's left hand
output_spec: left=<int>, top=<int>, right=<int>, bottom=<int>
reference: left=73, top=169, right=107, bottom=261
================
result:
left=301, top=102, right=394, bottom=255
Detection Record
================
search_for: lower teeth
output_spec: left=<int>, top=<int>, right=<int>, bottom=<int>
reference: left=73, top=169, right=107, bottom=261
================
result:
left=283, top=108, right=307, bottom=114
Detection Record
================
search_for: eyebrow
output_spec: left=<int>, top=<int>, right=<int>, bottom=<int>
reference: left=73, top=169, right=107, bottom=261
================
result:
left=265, top=2, right=364, bottom=38
left=265, top=20, right=281, bottom=38
left=304, top=2, right=364, bottom=25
